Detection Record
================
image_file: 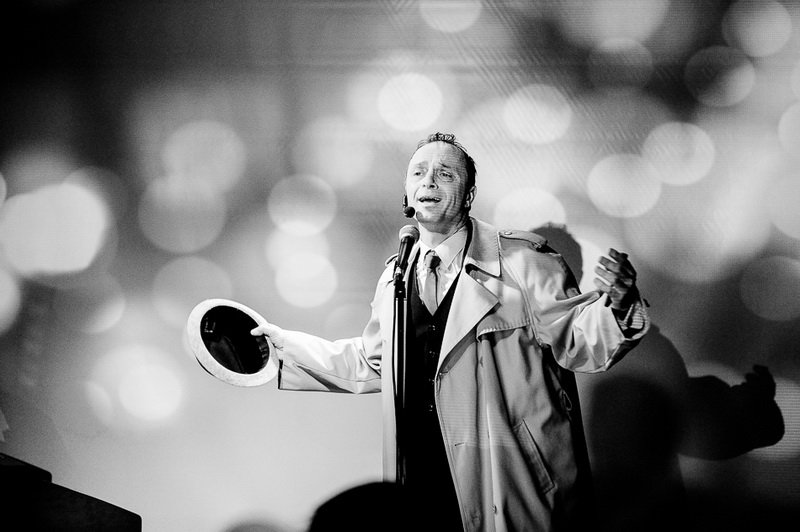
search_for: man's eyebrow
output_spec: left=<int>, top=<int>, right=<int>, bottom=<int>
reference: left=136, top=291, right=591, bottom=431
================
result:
left=408, top=160, right=457, bottom=170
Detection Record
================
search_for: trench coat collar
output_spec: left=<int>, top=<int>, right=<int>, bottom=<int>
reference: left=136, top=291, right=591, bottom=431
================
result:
left=437, top=218, right=501, bottom=368
left=463, top=217, right=501, bottom=277
left=387, top=218, right=503, bottom=372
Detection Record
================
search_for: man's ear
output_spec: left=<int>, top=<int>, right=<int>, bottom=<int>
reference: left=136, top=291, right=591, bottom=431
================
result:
left=464, top=186, right=477, bottom=209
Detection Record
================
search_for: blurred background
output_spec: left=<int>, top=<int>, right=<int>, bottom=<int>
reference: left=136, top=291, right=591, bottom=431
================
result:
left=1, top=0, right=799, bottom=530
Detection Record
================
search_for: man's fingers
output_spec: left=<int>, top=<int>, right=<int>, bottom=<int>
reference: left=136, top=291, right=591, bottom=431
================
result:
left=599, top=250, right=636, bottom=279
left=609, top=248, right=628, bottom=262
left=250, top=322, right=285, bottom=350
left=595, top=264, right=634, bottom=289
left=594, top=264, right=616, bottom=284
left=251, top=323, right=281, bottom=337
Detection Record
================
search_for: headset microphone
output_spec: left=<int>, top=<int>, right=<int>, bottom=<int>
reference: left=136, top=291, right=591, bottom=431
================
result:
left=402, top=194, right=415, bottom=218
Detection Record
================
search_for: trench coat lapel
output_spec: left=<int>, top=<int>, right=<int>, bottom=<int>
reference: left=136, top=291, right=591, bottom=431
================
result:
left=438, top=218, right=500, bottom=370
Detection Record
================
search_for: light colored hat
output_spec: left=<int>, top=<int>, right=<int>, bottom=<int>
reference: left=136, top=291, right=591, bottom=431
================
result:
left=187, top=298, right=278, bottom=387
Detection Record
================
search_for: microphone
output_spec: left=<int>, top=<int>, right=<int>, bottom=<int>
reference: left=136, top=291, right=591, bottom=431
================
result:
left=395, top=225, right=419, bottom=279
left=402, top=194, right=415, bottom=218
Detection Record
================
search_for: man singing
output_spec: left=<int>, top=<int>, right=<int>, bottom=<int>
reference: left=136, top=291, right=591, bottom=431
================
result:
left=251, top=132, right=650, bottom=531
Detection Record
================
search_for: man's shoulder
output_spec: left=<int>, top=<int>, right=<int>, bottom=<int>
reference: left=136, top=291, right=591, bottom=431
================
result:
left=473, top=217, right=548, bottom=251
left=384, top=253, right=399, bottom=266
left=496, top=228, right=548, bottom=250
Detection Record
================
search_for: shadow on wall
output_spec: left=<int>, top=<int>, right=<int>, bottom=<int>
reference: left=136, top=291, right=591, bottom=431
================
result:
left=533, top=223, right=786, bottom=532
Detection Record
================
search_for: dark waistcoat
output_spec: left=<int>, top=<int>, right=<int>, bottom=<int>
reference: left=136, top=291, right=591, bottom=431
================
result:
left=404, top=266, right=463, bottom=530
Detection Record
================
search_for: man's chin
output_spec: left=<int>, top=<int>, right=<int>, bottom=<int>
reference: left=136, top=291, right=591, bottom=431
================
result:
left=416, top=211, right=463, bottom=231
left=414, top=209, right=438, bottom=223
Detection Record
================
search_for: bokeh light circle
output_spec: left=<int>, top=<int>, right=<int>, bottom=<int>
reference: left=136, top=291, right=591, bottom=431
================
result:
left=152, top=256, right=234, bottom=329
left=570, top=91, right=673, bottom=159
left=347, top=71, right=388, bottom=126
left=89, top=344, right=185, bottom=429
left=555, top=0, right=670, bottom=47
left=267, top=174, right=337, bottom=236
left=420, top=0, right=482, bottom=33
left=739, top=256, right=800, bottom=321
left=118, top=363, right=183, bottom=422
left=138, top=178, right=227, bottom=253
left=503, top=84, right=572, bottom=145
left=84, top=381, right=114, bottom=427
left=767, top=175, right=800, bottom=239
left=587, top=154, right=662, bottom=218
left=454, top=98, right=569, bottom=204
left=66, top=166, right=130, bottom=221
left=378, top=73, right=443, bottom=132
left=625, top=186, right=772, bottom=283
left=0, top=182, right=111, bottom=276
left=162, top=120, right=247, bottom=193
left=275, top=252, right=337, bottom=308
left=291, top=117, right=375, bottom=189
left=722, top=0, right=792, bottom=58
left=465, top=142, right=578, bottom=207
left=265, top=230, right=330, bottom=269
left=684, top=46, right=755, bottom=107
left=492, top=188, right=566, bottom=231
left=642, top=122, right=716, bottom=186
left=777, top=102, right=800, bottom=156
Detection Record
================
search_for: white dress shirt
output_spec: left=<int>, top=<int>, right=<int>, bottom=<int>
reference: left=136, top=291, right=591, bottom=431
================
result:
left=416, top=225, right=468, bottom=307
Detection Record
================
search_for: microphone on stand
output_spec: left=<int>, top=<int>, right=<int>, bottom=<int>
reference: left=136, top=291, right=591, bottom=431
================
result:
left=395, top=225, right=419, bottom=279
left=392, top=226, right=417, bottom=486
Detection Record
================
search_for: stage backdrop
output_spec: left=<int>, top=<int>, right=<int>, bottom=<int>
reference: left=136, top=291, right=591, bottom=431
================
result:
left=1, top=1, right=799, bottom=530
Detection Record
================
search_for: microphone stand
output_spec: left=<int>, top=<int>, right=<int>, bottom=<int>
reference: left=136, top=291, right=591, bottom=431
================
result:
left=393, top=266, right=410, bottom=485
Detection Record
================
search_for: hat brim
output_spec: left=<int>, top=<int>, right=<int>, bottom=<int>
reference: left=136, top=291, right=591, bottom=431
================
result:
left=187, top=298, right=278, bottom=387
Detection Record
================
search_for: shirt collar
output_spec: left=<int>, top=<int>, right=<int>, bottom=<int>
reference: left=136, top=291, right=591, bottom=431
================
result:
left=418, top=225, right=469, bottom=271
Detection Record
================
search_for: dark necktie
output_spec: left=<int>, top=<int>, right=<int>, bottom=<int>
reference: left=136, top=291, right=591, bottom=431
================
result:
left=422, top=251, right=441, bottom=314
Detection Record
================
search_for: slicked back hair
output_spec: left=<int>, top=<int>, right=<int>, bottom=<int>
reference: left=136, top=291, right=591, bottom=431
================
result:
left=414, top=132, right=477, bottom=191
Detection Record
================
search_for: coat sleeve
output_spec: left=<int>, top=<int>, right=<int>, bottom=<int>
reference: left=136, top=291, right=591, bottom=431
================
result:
left=503, top=234, right=649, bottom=374
left=276, top=266, right=391, bottom=394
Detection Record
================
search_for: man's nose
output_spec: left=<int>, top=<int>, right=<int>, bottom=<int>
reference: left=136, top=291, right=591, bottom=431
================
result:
left=421, top=168, right=438, bottom=187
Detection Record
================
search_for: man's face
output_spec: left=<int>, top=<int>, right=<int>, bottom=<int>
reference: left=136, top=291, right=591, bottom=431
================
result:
left=405, top=141, right=475, bottom=232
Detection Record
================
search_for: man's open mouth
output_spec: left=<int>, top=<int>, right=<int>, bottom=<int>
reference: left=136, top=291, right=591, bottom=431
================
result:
left=418, top=196, right=441, bottom=203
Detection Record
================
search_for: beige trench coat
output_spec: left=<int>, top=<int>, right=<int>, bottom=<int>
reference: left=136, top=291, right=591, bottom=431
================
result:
left=277, top=218, right=649, bottom=531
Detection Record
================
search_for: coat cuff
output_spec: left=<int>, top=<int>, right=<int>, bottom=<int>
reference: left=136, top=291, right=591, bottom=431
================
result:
left=612, top=295, right=650, bottom=339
